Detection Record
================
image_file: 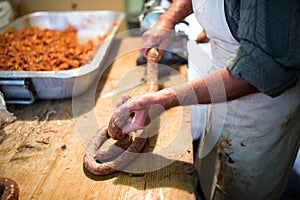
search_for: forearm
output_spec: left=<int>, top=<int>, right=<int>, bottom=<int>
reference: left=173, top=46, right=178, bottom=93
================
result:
left=154, top=67, right=259, bottom=109
left=154, top=0, right=193, bottom=29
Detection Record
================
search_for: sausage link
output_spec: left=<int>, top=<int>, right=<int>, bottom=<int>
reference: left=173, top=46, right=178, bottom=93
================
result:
left=85, top=126, right=109, bottom=154
left=83, top=130, right=146, bottom=175
left=0, top=177, right=19, bottom=200
left=83, top=126, right=117, bottom=175
left=107, top=115, right=127, bottom=140
left=83, top=48, right=159, bottom=176
left=146, top=48, right=159, bottom=92
left=95, top=133, right=132, bottom=162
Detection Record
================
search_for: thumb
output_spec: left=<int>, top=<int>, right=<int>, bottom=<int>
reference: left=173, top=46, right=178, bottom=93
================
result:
left=122, top=122, right=144, bottom=133
left=121, top=110, right=149, bottom=132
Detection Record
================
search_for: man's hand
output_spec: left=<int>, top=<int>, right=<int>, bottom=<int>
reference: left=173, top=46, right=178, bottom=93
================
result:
left=141, top=27, right=172, bottom=58
left=113, top=93, right=166, bottom=133
left=140, top=0, right=193, bottom=57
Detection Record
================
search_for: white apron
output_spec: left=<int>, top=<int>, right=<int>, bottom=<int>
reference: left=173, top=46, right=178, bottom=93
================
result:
left=191, top=0, right=300, bottom=199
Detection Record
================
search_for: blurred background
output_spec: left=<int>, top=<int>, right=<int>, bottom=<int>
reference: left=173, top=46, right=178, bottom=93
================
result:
left=1, top=0, right=299, bottom=199
left=1, top=0, right=140, bottom=32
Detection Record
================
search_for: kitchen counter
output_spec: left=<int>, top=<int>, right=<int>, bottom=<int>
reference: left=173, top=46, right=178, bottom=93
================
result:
left=0, top=37, right=195, bottom=199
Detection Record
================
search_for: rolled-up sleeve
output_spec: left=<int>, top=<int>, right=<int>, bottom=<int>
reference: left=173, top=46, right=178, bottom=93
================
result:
left=227, top=0, right=300, bottom=97
left=228, top=40, right=298, bottom=97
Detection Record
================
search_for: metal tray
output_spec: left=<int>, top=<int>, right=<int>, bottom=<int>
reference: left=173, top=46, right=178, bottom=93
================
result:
left=0, top=11, right=125, bottom=104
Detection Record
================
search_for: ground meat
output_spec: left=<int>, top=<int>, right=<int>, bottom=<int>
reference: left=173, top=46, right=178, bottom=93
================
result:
left=0, top=26, right=103, bottom=71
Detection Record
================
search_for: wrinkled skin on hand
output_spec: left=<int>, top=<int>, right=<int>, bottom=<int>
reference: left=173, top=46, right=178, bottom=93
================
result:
left=141, top=27, right=173, bottom=58
left=113, top=93, right=166, bottom=133
left=140, top=0, right=193, bottom=57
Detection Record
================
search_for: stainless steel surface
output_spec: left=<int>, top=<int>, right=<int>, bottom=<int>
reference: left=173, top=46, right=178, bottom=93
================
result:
left=0, top=11, right=125, bottom=103
left=0, top=79, right=35, bottom=104
left=138, top=0, right=170, bottom=28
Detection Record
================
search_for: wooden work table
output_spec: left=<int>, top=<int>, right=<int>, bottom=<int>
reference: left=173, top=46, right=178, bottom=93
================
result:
left=0, top=37, right=195, bottom=200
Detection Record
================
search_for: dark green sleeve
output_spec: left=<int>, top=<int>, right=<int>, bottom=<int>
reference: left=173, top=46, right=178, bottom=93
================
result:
left=227, top=0, right=300, bottom=97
